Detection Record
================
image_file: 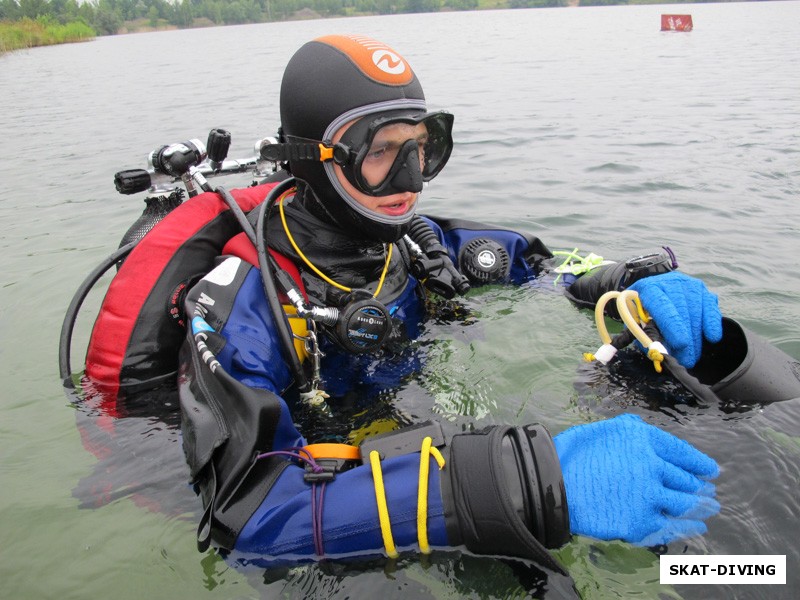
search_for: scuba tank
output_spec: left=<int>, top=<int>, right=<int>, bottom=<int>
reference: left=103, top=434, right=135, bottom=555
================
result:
left=59, top=129, right=284, bottom=397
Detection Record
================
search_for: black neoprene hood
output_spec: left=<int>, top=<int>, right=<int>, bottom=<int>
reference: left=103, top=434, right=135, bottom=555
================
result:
left=279, top=35, right=426, bottom=144
left=277, top=35, right=432, bottom=242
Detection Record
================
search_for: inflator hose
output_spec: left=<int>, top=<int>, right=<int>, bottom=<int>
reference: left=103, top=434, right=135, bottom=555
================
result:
left=215, top=185, right=258, bottom=248
left=254, top=178, right=310, bottom=392
left=59, top=242, right=136, bottom=387
left=641, top=322, right=723, bottom=404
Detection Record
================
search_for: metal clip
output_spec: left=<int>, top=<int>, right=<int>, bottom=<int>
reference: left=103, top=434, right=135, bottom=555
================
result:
left=298, top=322, right=331, bottom=413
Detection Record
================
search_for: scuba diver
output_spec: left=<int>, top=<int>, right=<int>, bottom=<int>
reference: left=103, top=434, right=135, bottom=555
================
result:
left=72, top=34, right=755, bottom=571
left=171, top=35, right=721, bottom=568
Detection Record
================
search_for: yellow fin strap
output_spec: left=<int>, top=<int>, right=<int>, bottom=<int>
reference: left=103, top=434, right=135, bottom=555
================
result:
left=417, top=436, right=446, bottom=555
left=369, top=450, right=398, bottom=559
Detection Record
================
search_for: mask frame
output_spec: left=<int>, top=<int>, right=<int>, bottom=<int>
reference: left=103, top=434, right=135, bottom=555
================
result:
left=334, top=111, right=454, bottom=197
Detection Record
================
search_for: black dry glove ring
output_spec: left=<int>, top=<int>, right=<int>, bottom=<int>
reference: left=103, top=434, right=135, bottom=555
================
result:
left=441, top=424, right=569, bottom=573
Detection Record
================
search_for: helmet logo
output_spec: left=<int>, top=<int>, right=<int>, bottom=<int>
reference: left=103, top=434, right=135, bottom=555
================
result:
left=316, top=34, right=414, bottom=85
left=372, top=50, right=405, bottom=75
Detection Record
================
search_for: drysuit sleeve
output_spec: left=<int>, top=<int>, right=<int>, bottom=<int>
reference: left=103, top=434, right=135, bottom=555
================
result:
left=233, top=422, right=568, bottom=572
left=421, top=215, right=554, bottom=285
left=178, top=257, right=569, bottom=566
left=563, top=249, right=677, bottom=314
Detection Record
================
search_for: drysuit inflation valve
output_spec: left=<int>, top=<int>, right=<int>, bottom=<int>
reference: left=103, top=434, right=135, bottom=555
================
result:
left=459, top=238, right=511, bottom=284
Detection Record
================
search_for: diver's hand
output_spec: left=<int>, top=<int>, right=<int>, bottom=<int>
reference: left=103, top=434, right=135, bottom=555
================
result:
left=554, top=414, right=720, bottom=546
left=629, top=271, right=722, bottom=368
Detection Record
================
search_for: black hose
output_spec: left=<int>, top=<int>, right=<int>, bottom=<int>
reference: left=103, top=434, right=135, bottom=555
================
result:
left=60, top=181, right=306, bottom=393
left=610, top=329, right=636, bottom=350
left=59, top=242, right=137, bottom=388
left=407, top=215, right=441, bottom=250
left=211, top=180, right=307, bottom=390
left=254, top=178, right=309, bottom=392
left=661, top=354, right=723, bottom=404
left=406, top=215, right=470, bottom=297
left=215, top=185, right=258, bottom=248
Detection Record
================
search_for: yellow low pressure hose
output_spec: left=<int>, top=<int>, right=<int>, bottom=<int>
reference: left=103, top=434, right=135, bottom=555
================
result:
left=584, top=291, right=622, bottom=363
left=586, top=290, right=668, bottom=373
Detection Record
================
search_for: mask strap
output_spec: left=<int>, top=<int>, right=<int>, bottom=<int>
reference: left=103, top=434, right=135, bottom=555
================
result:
left=261, top=139, right=350, bottom=166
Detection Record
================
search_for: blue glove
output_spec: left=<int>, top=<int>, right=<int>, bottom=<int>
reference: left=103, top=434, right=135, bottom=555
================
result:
left=628, top=271, right=723, bottom=368
left=554, top=414, right=720, bottom=546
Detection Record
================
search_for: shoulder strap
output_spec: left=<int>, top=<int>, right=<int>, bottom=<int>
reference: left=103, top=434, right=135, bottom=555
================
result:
left=222, top=232, right=308, bottom=300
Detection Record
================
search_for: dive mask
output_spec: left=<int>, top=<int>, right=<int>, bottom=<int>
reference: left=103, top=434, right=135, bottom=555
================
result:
left=261, top=110, right=454, bottom=197
left=335, top=110, right=454, bottom=196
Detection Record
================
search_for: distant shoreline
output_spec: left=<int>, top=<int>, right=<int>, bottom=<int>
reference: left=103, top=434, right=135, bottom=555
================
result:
left=0, top=1, right=735, bottom=54
left=0, top=19, right=95, bottom=55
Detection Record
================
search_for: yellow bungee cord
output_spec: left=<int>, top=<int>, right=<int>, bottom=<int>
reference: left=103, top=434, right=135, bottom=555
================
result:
left=417, top=437, right=446, bottom=554
left=278, top=192, right=392, bottom=297
left=369, top=449, right=398, bottom=558
left=369, top=436, right=446, bottom=559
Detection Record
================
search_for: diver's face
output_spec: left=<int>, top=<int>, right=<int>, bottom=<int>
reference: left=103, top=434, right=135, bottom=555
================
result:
left=331, top=119, right=428, bottom=218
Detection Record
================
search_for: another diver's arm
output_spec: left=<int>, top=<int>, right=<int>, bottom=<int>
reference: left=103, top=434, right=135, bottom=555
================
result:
left=426, top=220, right=722, bottom=371
left=562, top=249, right=676, bottom=312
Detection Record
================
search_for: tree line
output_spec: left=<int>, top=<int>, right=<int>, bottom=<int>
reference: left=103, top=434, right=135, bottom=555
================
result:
left=1, top=0, right=716, bottom=40
left=1, top=0, right=577, bottom=37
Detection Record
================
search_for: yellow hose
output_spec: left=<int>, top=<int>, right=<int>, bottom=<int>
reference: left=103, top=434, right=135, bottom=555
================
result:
left=594, top=291, right=619, bottom=345
left=589, top=289, right=666, bottom=372
left=616, top=290, right=652, bottom=348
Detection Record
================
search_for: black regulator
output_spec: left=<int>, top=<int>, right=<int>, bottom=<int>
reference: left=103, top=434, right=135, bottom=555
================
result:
left=270, top=253, right=394, bottom=356
left=403, top=217, right=470, bottom=299
left=334, top=290, right=393, bottom=354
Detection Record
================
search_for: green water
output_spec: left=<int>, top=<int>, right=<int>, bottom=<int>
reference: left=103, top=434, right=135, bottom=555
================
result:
left=2, top=3, right=799, bottom=599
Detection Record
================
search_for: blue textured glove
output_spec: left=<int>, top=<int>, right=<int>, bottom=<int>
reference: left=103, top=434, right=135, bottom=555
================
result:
left=554, top=414, right=720, bottom=546
left=628, top=271, right=723, bottom=368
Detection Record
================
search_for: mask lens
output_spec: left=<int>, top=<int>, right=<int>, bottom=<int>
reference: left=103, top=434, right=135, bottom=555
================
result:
left=360, top=125, right=414, bottom=187
left=418, top=112, right=453, bottom=181
left=340, top=111, right=454, bottom=196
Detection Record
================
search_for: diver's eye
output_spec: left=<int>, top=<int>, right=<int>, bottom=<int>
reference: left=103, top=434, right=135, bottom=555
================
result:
left=366, top=145, right=388, bottom=161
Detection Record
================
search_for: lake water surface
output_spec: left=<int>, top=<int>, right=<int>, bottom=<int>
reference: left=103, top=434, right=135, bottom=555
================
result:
left=1, top=2, right=799, bottom=599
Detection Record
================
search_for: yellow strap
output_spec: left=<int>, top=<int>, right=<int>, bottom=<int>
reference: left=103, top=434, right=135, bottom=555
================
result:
left=369, top=450, right=398, bottom=558
left=647, top=347, right=665, bottom=373
left=417, top=436, right=446, bottom=554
